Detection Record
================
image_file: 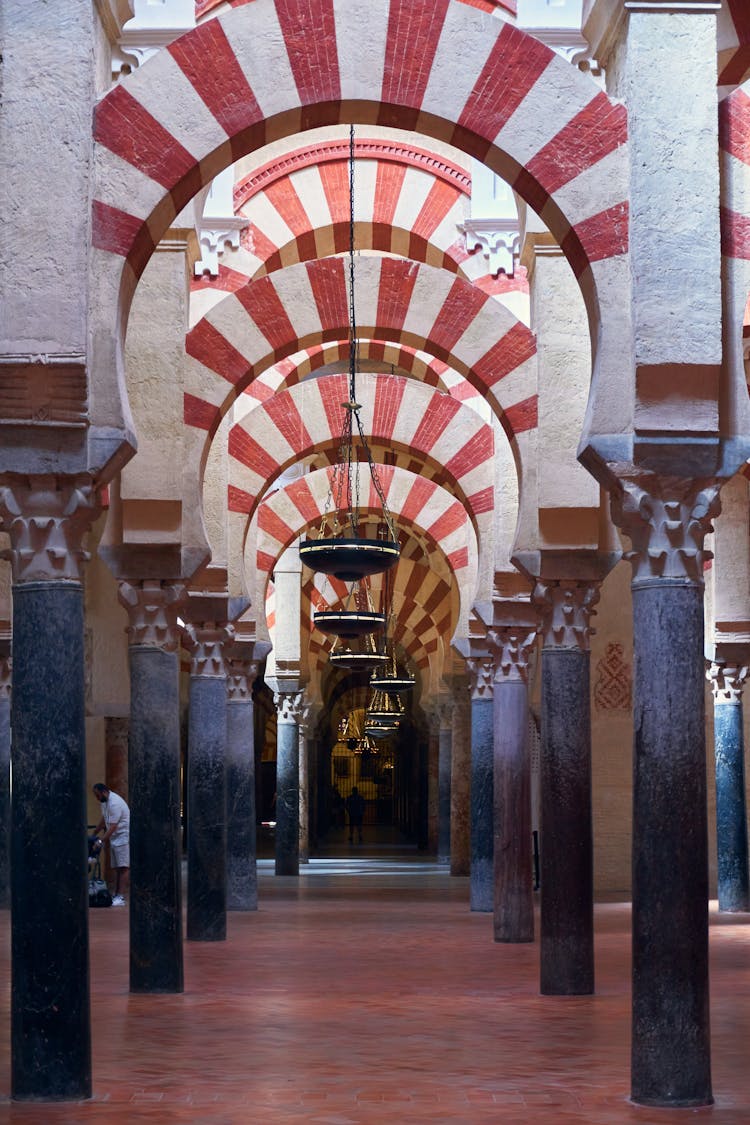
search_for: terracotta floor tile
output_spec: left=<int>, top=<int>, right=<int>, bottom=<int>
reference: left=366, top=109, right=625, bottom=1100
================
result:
left=0, top=855, right=747, bottom=1122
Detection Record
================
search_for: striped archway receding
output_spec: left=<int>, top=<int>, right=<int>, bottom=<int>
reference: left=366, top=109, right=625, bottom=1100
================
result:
left=90, top=0, right=628, bottom=470
left=184, top=256, right=537, bottom=464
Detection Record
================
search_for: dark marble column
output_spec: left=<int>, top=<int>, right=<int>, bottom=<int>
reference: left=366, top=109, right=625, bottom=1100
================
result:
left=436, top=700, right=452, bottom=865
left=1, top=477, right=98, bottom=1100
left=613, top=477, right=717, bottom=1107
left=226, top=660, right=258, bottom=911
left=185, top=623, right=229, bottom=941
left=298, top=700, right=312, bottom=865
left=0, top=651, right=11, bottom=910
left=118, top=580, right=185, bottom=992
left=535, top=581, right=598, bottom=994
left=449, top=679, right=471, bottom=876
left=275, top=688, right=304, bottom=876
left=490, top=626, right=536, bottom=944
left=707, top=662, right=749, bottom=912
left=466, top=651, right=495, bottom=912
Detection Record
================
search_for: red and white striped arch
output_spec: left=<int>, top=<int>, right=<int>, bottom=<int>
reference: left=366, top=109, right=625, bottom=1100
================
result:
left=91, top=0, right=628, bottom=456
left=184, top=256, right=537, bottom=461
left=719, top=2, right=750, bottom=94
left=243, top=339, right=482, bottom=406
left=190, top=138, right=528, bottom=323
left=719, top=87, right=750, bottom=428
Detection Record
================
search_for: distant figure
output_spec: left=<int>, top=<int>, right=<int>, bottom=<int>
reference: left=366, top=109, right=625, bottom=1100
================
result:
left=346, top=786, right=366, bottom=844
left=92, top=783, right=130, bottom=906
left=331, top=784, right=346, bottom=830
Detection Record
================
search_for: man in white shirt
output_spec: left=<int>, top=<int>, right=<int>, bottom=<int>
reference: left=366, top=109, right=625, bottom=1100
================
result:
left=92, top=783, right=130, bottom=906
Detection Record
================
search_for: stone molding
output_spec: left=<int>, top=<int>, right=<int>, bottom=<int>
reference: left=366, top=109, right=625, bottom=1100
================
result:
left=0, top=656, right=10, bottom=700
left=0, top=475, right=100, bottom=584
left=707, top=661, right=748, bottom=705
left=610, top=477, right=720, bottom=586
left=458, top=218, right=519, bottom=277
left=183, top=622, right=234, bottom=678
left=234, top=139, right=470, bottom=212
left=487, top=626, right=537, bottom=682
left=533, top=580, right=600, bottom=652
left=274, top=689, right=306, bottom=725
left=195, top=218, right=249, bottom=278
left=226, top=660, right=259, bottom=703
left=118, top=579, right=186, bottom=652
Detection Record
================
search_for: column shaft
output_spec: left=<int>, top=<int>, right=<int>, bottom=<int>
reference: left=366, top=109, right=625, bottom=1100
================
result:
left=714, top=701, right=749, bottom=912
left=540, top=648, right=593, bottom=993
left=299, top=728, right=309, bottom=864
left=11, top=583, right=90, bottom=1099
left=494, top=680, right=533, bottom=943
left=129, top=647, right=183, bottom=990
left=0, top=691, right=10, bottom=909
left=187, top=675, right=227, bottom=941
left=470, top=697, right=494, bottom=911
left=437, top=726, right=452, bottom=865
left=227, top=698, right=258, bottom=910
left=276, top=719, right=300, bottom=875
left=632, top=583, right=710, bottom=1105
left=450, top=695, right=471, bottom=875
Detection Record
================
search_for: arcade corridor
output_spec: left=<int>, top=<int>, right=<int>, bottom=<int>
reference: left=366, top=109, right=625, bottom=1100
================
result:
left=0, top=860, right=749, bottom=1122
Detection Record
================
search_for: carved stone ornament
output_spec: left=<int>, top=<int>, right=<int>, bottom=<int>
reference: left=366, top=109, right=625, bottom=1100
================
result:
left=0, top=656, right=11, bottom=700
left=118, top=579, right=186, bottom=652
left=534, top=581, right=600, bottom=652
left=274, top=689, right=306, bottom=725
left=707, top=662, right=748, bottom=705
left=0, top=475, right=100, bottom=584
left=466, top=655, right=496, bottom=701
left=183, top=622, right=234, bottom=678
left=487, top=626, right=536, bottom=682
left=226, top=660, right=258, bottom=703
left=610, top=476, right=721, bottom=586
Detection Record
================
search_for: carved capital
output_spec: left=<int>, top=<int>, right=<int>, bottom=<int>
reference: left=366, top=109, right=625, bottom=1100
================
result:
left=226, top=659, right=259, bottom=702
left=0, top=656, right=11, bottom=700
left=707, top=662, right=748, bottom=705
left=533, top=580, right=600, bottom=652
left=118, top=579, right=186, bottom=652
left=487, top=626, right=536, bottom=682
left=611, top=476, right=720, bottom=586
left=274, top=689, right=306, bottom=725
left=183, top=621, right=234, bottom=678
left=0, top=475, right=100, bottom=584
left=466, top=655, right=496, bottom=701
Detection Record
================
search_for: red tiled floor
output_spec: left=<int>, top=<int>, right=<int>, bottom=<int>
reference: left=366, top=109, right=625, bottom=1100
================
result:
left=0, top=856, right=749, bottom=1123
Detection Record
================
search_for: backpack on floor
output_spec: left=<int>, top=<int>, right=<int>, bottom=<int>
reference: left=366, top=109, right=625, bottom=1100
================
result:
left=89, top=878, right=112, bottom=908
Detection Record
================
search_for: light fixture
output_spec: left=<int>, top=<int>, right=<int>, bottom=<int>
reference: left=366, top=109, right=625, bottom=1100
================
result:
left=300, top=126, right=400, bottom=583
left=313, top=578, right=386, bottom=639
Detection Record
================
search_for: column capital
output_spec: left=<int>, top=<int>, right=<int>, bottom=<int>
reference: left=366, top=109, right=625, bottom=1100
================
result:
left=487, top=625, right=537, bottom=682
left=466, top=651, right=497, bottom=702
left=226, top=659, right=259, bottom=703
left=0, top=474, right=100, bottom=584
left=183, top=621, right=234, bottom=678
left=611, top=476, right=720, bottom=587
left=0, top=655, right=10, bottom=700
left=533, top=580, right=600, bottom=652
left=118, top=579, right=186, bottom=652
left=274, top=689, right=306, bottom=725
left=707, top=661, right=748, bottom=705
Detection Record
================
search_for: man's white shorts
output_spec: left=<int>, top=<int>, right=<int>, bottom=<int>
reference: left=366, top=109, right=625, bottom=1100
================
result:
left=110, top=840, right=130, bottom=868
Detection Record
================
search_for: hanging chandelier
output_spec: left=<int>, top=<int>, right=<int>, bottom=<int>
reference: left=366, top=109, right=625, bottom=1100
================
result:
left=300, top=125, right=400, bottom=584
left=313, top=576, right=386, bottom=639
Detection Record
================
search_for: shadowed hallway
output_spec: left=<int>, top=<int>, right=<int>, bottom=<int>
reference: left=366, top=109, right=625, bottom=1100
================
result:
left=1, top=859, right=749, bottom=1123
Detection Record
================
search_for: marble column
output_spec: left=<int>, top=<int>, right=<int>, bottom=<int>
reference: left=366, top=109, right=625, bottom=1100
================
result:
left=226, top=660, right=258, bottom=911
left=0, top=651, right=10, bottom=910
left=436, top=699, right=452, bottom=865
left=298, top=699, right=314, bottom=865
left=275, top=688, right=304, bottom=876
left=185, top=622, right=230, bottom=941
left=489, top=626, right=536, bottom=944
left=535, top=581, right=599, bottom=993
left=707, top=662, right=749, bottom=913
left=466, top=650, right=496, bottom=912
left=613, top=477, right=717, bottom=1107
left=0, top=476, right=98, bottom=1100
left=450, top=678, right=471, bottom=876
left=118, top=580, right=185, bottom=992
